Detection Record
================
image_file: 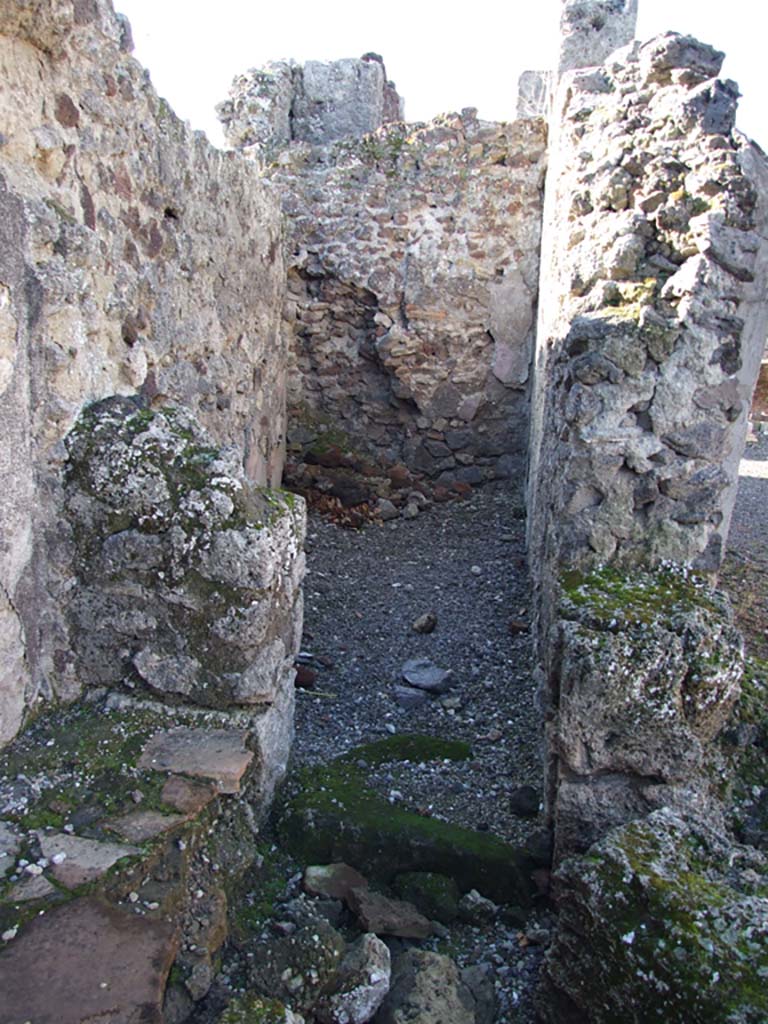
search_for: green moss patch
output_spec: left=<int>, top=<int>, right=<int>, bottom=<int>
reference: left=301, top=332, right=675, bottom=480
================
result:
left=217, top=994, right=291, bottom=1023
left=560, top=564, right=721, bottom=629
left=277, top=738, right=535, bottom=905
left=337, top=733, right=472, bottom=767
left=546, top=811, right=768, bottom=1022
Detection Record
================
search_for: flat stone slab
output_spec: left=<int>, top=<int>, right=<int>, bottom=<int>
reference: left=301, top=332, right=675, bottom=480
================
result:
left=105, top=810, right=189, bottom=843
left=161, top=775, right=218, bottom=816
left=7, top=875, right=57, bottom=902
left=401, top=658, right=455, bottom=694
left=348, top=887, right=432, bottom=939
left=304, top=862, right=369, bottom=902
left=0, top=896, right=178, bottom=1024
left=37, top=832, right=141, bottom=890
left=138, top=728, right=254, bottom=794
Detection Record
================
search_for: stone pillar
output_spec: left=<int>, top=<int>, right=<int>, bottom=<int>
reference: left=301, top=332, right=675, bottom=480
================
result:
left=528, top=31, right=768, bottom=862
left=558, top=0, right=638, bottom=73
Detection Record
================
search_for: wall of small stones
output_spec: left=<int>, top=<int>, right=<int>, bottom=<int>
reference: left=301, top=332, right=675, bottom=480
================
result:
left=267, top=113, right=548, bottom=489
left=0, top=0, right=288, bottom=746
left=528, top=26, right=768, bottom=859
left=529, top=33, right=768, bottom=583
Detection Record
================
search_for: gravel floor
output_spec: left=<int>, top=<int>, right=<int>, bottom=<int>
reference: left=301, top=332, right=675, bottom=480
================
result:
left=202, top=436, right=768, bottom=1024
left=296, top=487, right=542, bottom=848
left=290, top=486, right=547, bottom=1023
left=728, top=430, right=768, bottom=564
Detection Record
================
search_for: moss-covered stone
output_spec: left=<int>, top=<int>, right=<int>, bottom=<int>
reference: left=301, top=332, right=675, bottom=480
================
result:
left=276, top=738, right=535, bottom=905
left=217, top=993, right=295, bottom=1024
left=62, top=398, right=306, bottom=709
left=392, top=871, right=461, bottom=923
left=539, top=809, right=768, bottom=1023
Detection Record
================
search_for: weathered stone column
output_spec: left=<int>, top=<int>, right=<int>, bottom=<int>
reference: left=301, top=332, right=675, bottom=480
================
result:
left=558, top=0, right=639, bottom=73
left=529, top=30, right=768, bottom=860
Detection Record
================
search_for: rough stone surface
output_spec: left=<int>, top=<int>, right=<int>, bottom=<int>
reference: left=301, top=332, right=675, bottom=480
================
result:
left=0, top=0, right=287, bottom=745
left=401, top=658, right=454, bottom=694
left=231, top=110, right=546, bottom=487
left=538, top=809, right=768, bottom=1023
left=391, top=871, right=460, bottom=924
left=0, top=821, right=20, bottom=879
left=374, top=949, right=475, bottom=1024
left=138, top=728, right=255, bottom=795
left=544, top=565, right=743, bottom=860
left=161, top=775, right=218, bottom=816
left=37, top=831, right=141, bottom=888
left=0, top=896, right=178, bottom=1023
left=527, top=30, right=768, bottom=869
left=64, top=400, right=305, bottom=722
left=303, top=863, right=369, bottom=902
left=347, top=887, right=432, bottom=939
left=218, top=55, right=404, bottom=157
left=558, top=0, right=639, bottom=74
left=106, top=809, right=189, bottom=842
left=248, top=921, right=346, bottom=1016
left=530, top=32, right=768, bottom=579
left=315, top=933, right=391, bottom=1024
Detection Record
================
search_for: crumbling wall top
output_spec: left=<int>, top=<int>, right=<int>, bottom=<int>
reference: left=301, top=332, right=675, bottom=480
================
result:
left=218, top=54, right=404, bottom=157
left=558, top=0, right=639, bottom=73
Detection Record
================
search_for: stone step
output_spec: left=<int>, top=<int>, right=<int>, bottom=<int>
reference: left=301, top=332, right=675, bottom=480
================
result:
left=0, top=698, right=263, bottom=1021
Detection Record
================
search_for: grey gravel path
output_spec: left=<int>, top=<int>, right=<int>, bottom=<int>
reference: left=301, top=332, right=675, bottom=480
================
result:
left=293, top=488, right=546, bottom=1023
left=729, top=431, right=768, bottom=564
left=296, top=488, right=542, bottom=848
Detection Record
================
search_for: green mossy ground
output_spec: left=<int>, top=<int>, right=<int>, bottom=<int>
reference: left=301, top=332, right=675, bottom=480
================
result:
left=277, top=734, right=535, bottom=905
left=0, top=701, right=179, bottom=834
left=392, top=870, right=461, bottom=923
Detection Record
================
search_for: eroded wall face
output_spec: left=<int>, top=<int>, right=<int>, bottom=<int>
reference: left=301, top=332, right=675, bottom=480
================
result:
left=529, top=33, right=768, bottom=860
left=271, top=114, right=547, bottom=487
left=530, top=34, right=768, bottom=582
left=0, top=0, right=287, bottom=744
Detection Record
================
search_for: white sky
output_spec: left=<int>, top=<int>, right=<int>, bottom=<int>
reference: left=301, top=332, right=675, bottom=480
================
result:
left=116, top=1, right=765, bottom=149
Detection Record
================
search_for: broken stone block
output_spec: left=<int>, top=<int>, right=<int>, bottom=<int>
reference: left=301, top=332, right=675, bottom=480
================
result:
left=161, top=775, right=218, bottom=816
left=37, top=832, right=141, bottom=889
left=0, top=897, right=178, bottom=1024
left=303, top=862, right=369, bottom=902
left=538, top=809, right=768, bottom=1023
left=549, top=566, right=743, bottom=860
left=105, top=809, right=189, bottom=843
left=6, top=874, right=57, bottom=902
left=375, top=949, right=475, bottom=1024
left=315, top=933, right=391, bottom=1024
left=347, top=887, right=432, bottom=939
left=64, top=399, right=305, bottom=711
left=401, top=657, right=454, bottom=694
left=138, top=728, right=254, bottom=795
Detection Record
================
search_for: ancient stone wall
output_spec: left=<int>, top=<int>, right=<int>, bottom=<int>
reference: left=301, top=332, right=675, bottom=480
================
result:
left=528, top=30, right=768, bottom=862
left=218, top=54, right=404, bottom=159
left=249, top=111, right=547, bottom=489
left=530, top=34, right=768, bottom=582
left=558, top=0, right=638, bottom=74
left=0, top=0, right=289, bottom=746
